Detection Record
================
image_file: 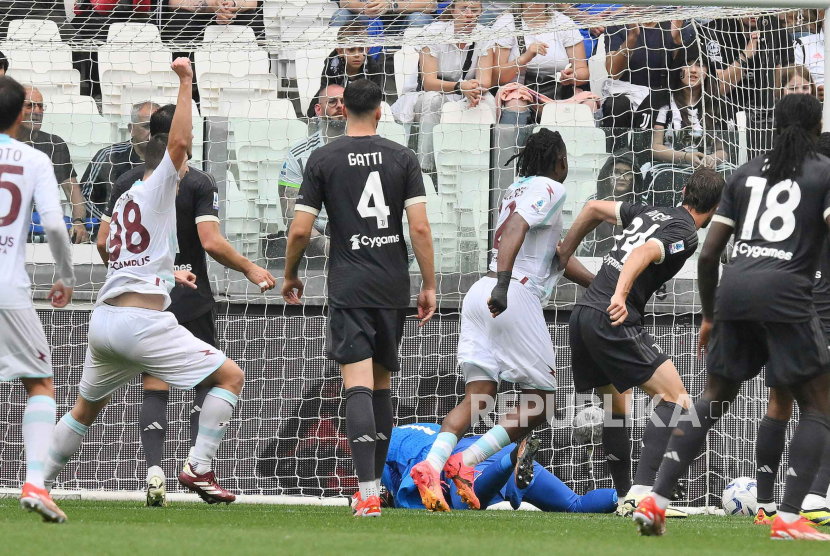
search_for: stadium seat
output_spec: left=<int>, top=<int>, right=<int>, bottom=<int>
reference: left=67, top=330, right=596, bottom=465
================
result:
left=100, top=69, right=183, bottom=117
left=203, top=24, right=259, bottom=45
left=106, top=22, right=162, bottom=44
left=538, top=103, right=596, bottom=127
left=98, top=24, right=171, bottom=79
left=40, top=111, right=115, bottom=180
left=224, top=170, right=260, bottom=259
left=198, top=73, right=281, bottom=118
left=47, top=94, right=101, bottom=115
left=2, top=19, right=73, bottom=81
left=294, top=47, right=330, bottom=116
left=377, top=121, right=407, bottom=146
left=380, top=101, right=395, bottom=122
left=393, top=46, right=419, bottom=97
left=6, top=68, right=81, bottom=97
left=6, top=19, right=62, bottom=42
left=433, top=123, right=492, bottom=273
left=264, top=0, right=336, bottom=44
left=232, top=119, right=309, bottom=230
left=440, top=102, right=496, bottom=125
left=194, top=49, right=271, bottom=83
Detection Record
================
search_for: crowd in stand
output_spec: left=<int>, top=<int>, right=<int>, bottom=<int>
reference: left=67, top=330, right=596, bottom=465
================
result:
left=0, top=5, right=827, bottom=255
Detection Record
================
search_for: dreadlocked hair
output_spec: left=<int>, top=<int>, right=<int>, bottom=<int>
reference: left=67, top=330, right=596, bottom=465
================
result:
left=765, top=94, right=821, bottom=186
left=507, top=128, right=566, bottom=178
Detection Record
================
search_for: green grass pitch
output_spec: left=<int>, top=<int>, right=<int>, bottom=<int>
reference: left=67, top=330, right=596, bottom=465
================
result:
left=2, top=499, right=828, bottom=555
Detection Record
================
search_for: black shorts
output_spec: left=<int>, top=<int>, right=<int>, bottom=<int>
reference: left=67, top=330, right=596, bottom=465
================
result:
left=327, top=308, right=406, bottom=373
left=706, top=318, right=830, bottom=388
left=569, top=305, right=669, bottom=393
left=179, top=307, right=218, bottom=348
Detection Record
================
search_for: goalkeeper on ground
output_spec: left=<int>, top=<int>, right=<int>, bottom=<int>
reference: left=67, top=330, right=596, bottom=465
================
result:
left=373, top=423, right=617, bottom=513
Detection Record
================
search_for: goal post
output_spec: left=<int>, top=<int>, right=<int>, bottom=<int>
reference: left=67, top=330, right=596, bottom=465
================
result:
left=2, top=2, right=823, bottom=508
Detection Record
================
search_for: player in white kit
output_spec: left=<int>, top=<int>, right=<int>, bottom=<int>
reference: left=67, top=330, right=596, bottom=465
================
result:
left=41, top=59, right=245, bottom=511
left=411, top=129, right=595, bottom=511
left=0, top=76, right=75, bottom=523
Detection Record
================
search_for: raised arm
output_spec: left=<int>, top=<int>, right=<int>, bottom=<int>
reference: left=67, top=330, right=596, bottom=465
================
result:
left=406, top=202, right=437, bottom=326
left=559, top=200, right=621, bottom=265
left=168, top=58, right=194, bottom=171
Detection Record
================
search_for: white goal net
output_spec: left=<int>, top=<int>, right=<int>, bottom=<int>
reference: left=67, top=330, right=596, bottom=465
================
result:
left=1, top=2, right=817, bottom=506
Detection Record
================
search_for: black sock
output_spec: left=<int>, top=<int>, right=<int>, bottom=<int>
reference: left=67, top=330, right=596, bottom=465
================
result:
left=780, top=412, right=830, bottom=514
left=756, top=416, right=788, bottom=505
left=808, top=460, right=830, bottom=501
left=653, top=397, right=723, bottom=499
left=140, top=389, right=169, bottom=470
left=603, top=414, right=631, bottom=497
left=372, top=389, right=393, bottom=481
left=189, top=385, right=210, bottom=448
left=634, top=401, right=680, bottom=488
left=345, top=386, right=376, bottom=485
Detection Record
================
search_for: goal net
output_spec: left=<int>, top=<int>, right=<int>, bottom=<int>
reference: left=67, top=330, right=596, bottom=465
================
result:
left=1, top=3, right=817, bottom=507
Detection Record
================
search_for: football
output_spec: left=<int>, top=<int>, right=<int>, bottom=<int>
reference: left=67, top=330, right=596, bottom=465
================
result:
left=722, top=477, right=758, bottom=516
left=573, top=406, right=605, bottom=445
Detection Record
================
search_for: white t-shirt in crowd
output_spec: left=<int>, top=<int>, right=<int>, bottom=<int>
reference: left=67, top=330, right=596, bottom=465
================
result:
left=419, top=21, right=491, bottom=82
left=492, top=11, right=583, bottom=80
left=97, top=150, right=180, bottom=309
left=794, top=30, right=825, bottom=86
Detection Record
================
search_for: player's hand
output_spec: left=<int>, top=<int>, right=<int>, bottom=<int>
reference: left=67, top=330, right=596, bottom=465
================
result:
left=559, top=66, right=576, bottom=86
left=171, top=57, right=194, bottom=81
left=70, top=222, right=89, bottom=244
left=607, top=293, right=628, bottom=326
left=818, top=84, right=824, bottom=102
left=743, top=31, right=759, bottom=60
left=417, top=288, right=437, bottom=327
left=282, top=276, right=305, bottom=304
left=487, top=286, right=509, bottom=318
left=174, top=270, right=198, bottom=289
left=625, top=24, right=640, bottom=47
left=47, top=280, right=73, bottom=308
left=697, top=318, right=713, bottom=360
left=246, top=265, right=276, bottom=293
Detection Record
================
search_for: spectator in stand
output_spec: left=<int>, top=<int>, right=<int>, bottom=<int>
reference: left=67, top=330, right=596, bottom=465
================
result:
left=321, top=22, right=386, bottom=93
left=81, top=101, right=159, bottom=224
left=0, top=51, right=7, bottom=76
left=635, top=45, right=728, bottom=171
left=794, top=20, right=824, bottom=100
left=556, top=3, right=622, bottom=57
left=160, top=0, right=264, bottom=42
left=696, top=14, right=794, bottom=157
left=600, top=19, right=693, bottom=148
left=776, top=64, right=817, bottom=99
left=492, top=3, right=589, bottom=128
left=279, top=84, right=346, bottom=258
left=17, top=86, right=88, bottom=244
left=396, top=0, right=495, bottom=173
left=331, top=0, right=437, bottom=34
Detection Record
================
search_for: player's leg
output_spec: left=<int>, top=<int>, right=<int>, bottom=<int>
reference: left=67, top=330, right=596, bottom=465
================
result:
left=182, top=309, right=217, bottom=452
left=754, top=387, right=793, bottom=523
left=513, top=462, right=618, bottom=513
left=469, top=444, right=516, bottom=509
left=802, top=447, right=830, bottom=525
left=140, top=374, right=169, bottom=507
left=372, top=363, right=392, bottom=496
left=597, top=384, right=633, bottom=502
left=342, top=357, right=381, bottom=513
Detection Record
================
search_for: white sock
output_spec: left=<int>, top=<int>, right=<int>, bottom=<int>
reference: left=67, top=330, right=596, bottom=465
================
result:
left=22, top=395, right=56, bottom=489
left=462, top=425, right=510, bottom=467
left=359, top=480, right=379, bottom=500
left=653, top=492, right=670, bottom=510
left=374, top=478, right=381, bottom=493
left=425, top=432, right=458, bottom=473
left=191, top=388, right=237, bottom=475
left=44, top=413, right=89, bottom=484
left=757, top=501, right=777, bottom=514
left=778, top=511, right=801, bottom=523
left=146, top=465, right=165, bottom=482
left=802, top=493, right=826, bottom=511
left=629, top=484, right=652, bottom=497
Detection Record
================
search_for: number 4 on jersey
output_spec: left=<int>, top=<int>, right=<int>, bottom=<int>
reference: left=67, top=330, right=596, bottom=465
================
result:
left=357, top=171, right=390, bottom=229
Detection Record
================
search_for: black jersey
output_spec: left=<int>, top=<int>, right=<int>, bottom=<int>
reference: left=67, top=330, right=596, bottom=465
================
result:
left=714, top=154, right=830, bottom=322
left=105, top=164, right=219, bottom=323
left=296, top=135, right=426, bottom=309
left=813, top=239, right=830, bottom=326
left=577, top=202, right=699, bottom=325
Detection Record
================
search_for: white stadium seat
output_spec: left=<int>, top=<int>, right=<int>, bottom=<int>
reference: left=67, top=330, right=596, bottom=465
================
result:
left=100, top=69, right=182, bottom=117
left=40, top=110, right=115, bottom=179
left=393, top=45, right=419, bottom=97
left=198, top=73, right=282, bottom=118
left=7, top=19, right=63, bottom=42
left=203, top=24, right=259, bottom=45
left=106, top=22, right=163, bottom=44
left=47, top=94, right=101, bottom=115
left=538, top=103, right=597, bottom=127
left=194, top=49, right=271, bottom=83
left=440, top=102, right=496, bottom=125
left=224, top=170, right=260, bottom=259
left=7, top=68, right=81, bottom=97
left=295, top=47, right=330, bottom=116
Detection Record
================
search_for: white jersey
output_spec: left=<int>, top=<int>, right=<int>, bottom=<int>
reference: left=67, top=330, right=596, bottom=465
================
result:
left=0, top=135, right=64, bottom=309
left=489, top=175, right=567, bottom=304
left=97, top=150, right=179, bottom=309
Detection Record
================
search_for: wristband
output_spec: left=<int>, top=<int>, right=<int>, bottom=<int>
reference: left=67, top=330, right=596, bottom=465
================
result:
left=72, top=218, right=85, bottom=224
left=495, top=270, right=511, bottom=290
left=453, top=81, right=462, bottom=94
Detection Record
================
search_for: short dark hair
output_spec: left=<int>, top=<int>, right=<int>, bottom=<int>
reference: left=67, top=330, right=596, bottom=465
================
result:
left=682, top=167, right=725, bottom=214
left=150, top=104, right=176, bottom=136
left=818, top=132, right=830, bottom=158
left=343, top=79, right=382, bottom=117
left=0, top=76, right=25, bottom=132
left=144, top=133, right=169, bottom=171
left=0, top=51, right=8, bottom=74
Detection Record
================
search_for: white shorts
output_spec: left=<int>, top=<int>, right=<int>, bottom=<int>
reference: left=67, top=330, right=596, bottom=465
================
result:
left=0, top=307, right=52, bottom=381
left=456, top=276, right=557, bottom=391
left=80, top=304, right=227, bottom=402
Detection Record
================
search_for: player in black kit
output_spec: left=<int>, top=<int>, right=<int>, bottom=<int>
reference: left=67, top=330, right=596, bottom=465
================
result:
left=753, top=132, right=830, bottom=527
left=96, top=104, right=276, bottom=506
left=634, top=94, right=830, bottom=541
left=282, top=79, right=437, bottom=518
left=558, top=168, right=724, bottom=516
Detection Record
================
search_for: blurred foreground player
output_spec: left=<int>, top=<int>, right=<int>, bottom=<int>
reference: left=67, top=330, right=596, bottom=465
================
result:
left=411, top=129, right=594, bottom=512
left=42, top=59, right=245, bottom=511
left=282, top=79, right=437, bottom=517
left=634, top=94, right=830, bottom=541
left=382, top=424, right=617, bottom=513
left=0, top=76, right=75, bottom=522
